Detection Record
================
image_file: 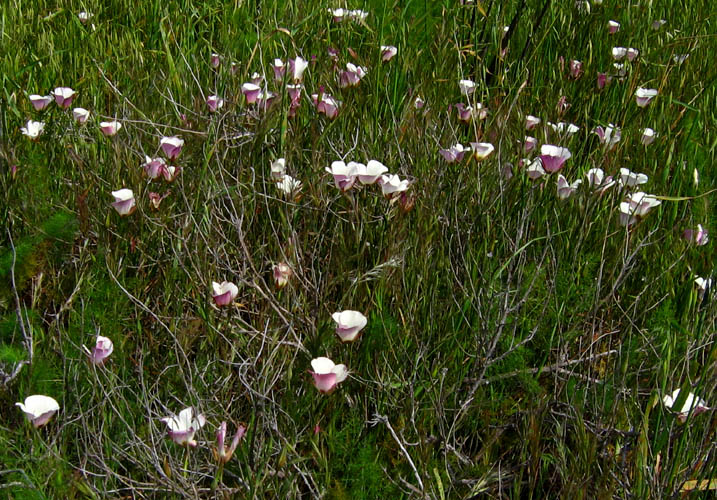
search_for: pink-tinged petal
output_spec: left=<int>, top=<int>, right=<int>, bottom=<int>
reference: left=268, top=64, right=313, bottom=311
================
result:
left=91, top=335, right=114, bottom=364
left=569, top=60, right=582, bottom=79
left=29, top=94, right=53, bottom=111
left=607, top=20, right=620, bottom=34
left=525, top=115, right=541, bottom=130
left=211, top=53, right=221, bottom=68
left=470, top=142, right=495, bottom=161
left=523, top=136, right=537, bottom=153
left=16, top=395, right=60, bottom=427
left=241, top=83, right=262, bottom=104
left=635, top=88, right=658, bottom=107
left=52, top=87, right=76, bottom=108
left=160, top=136, right=184, bottom=161
left=100, top=121, right=122, bottom=136
left=381, top=45, right=397, bottom=62
left=538, top=145, right=571, bottom=173
left=111, top=189, right=136, bottom=216
left=207, top=95, right=224, bottom=112
left=310, top=371, right=338, bottom=393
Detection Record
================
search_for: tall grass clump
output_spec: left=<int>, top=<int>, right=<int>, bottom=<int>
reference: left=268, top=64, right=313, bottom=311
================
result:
left=0, top=0, right=715, bottom=497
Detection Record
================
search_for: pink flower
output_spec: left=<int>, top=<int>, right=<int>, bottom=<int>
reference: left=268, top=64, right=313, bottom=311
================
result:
left=619, top=192, right=661, bottom=226
left=597, top=72, right=611, bottom=89
left=557, top=174, right=582, bottom=199
left=569, top=60, right=583, bottom=79
left=160, top=136, right=184, bottom=161
left=309, top=357, right=348, bottom=394
left=111, top=189, right=136, bottom=216
left=73, top=108, right=90, bottom=124
left=288, top=56, right=309, bottom=82
left=313, top=93, right=341, bottom=119
left=635, top=88, right=658, bottom=107
left=612, top=47, right=628, bottom=61
left=585, top=168, right=615, bottom=194
left=593, top=124, right=621, bottom=150
left=287, top=84, right=302, bottom=116
left=683, top=224, right=709, bottom=246
left=207, top=95, right=224, bottom=112
left=524, top=158, right=546, bottom=179
left=523, top=136, right=537, bottom=153
left=556, top=96, right=570, bottom=114
left=161, top=407, right=206, bottom=447
left=16, top=395, right=60, bottom=428
left=439, top=143, right=469, bottom=163
left=641, top=128, right=656, bottom=145
left=618, top=168, right=648, bottom=187
left=381, top=45, right=398, bottom=62
left=356, top=160, right=389, bottom=184
left=326, top=161, right=358, bottom=191
left=459, top=79, right=477, bottom=96
left=539, top=145, right=571, bottom=173
left=470, top=142, right=495, bottom=161
left=142, top=156, right=167, bottom=179
left=29, top=94, right=53, bottom=111
left=212, top=281, right=239, bottom=307
left=454, top=103, right=487, bottom=123
left=339, top=63, right=367, bottom=88
left=663, top=389, right=709, bottom=423
left=273, top=263, right=293, bottom=288
left=215, top=422, right=246, bottom=463
left=52, top=87, right=76, bottom=108
left=379, top=174, right=410, bottom=197
left=90, top=336, right=114, bottom=365
left=332, top=310, right=368, bottom=342
left=272, top=59, right=286, bottom=80
left=525, top=115, right=541, bottom=130
left=148, top=192, right=168, bottom=209
left=414, top=96, right=425, bottom=109
left=241, top=83, right=262, bottom=104
left=100, top=120, right=122, bottom=136
left=271, top=158, right=286, bottom=180
left=607, top=20, right=620, bottom=34
left=211, top=53, right=221, bottom=68
left=626, top=48, right=639, bottom=62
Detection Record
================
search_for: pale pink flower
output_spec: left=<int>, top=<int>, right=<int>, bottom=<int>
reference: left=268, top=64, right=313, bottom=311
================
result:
left=652, top=19, right=667, bottom=30
left=212, top=281, right=239, bottom=307
left=160, top=136, right=184, bottom=161
left=78, top=11, right=93, bottom=23
left=90, top=336, right=113, bottom=365
left=271, top=158, right=286, bottom=180
left=207, top=95, right=224, bottom=112
left=52, top=87, right=76, bottom=108
left=695, top=277, right=712, bottom=300
left=100, top=120, right=122, bottom=136
left=619, top=168, right=648, bottom=187
left=161, top=407, right=206, bottom=447
left=626, top=48, right=639, bottom=62
left=73, top=108, right=90, bottom=124
left=470, top=142, right=495, bottom=161
left=241, top=83, right=262, bottom=104
left=593, top=124, right=621, bottom=150
left=250, top=72, right=263, bottom=85
left=332, top=310, right=368, bottom=342
left=339, top=63, right=367, bottom=88
left=289, top=56, right=309, bottom=82
left=148, top=192, right=168, bottom=209
left=211, top=53, right=221, bottom=68
left=379, top=174, right=410, bottom=196
left=523, top=136, right=537, bottom=153
left=439, top=143, right=469, bottom=163
left=641, top=128, right=656, bottom=145
left=635, top=88, right=658, bottom=107
left=414, top=96, right=425, bottom=109
left=539, top=145, right=571, bottom=173
left=142, top=156, right=167, bottom=179
left=525, top=158, right=546, bottom=179
left=663, top=389, right=709, bottom=423
left=276, top=175, right=302, bottom=197
left=326, top=161, right=358, bottom=191
left=683, top=224, right=709, bottom=246
left=585, top=168, right=615, bottom=194
left=597, top=72, right=611, bottom=89
left=356, top=160, right=389, bottom=184
left=273, top=263, right=293, bottom=288
left=569, top=60, right=583, bottom=79
left=459, top=79, right=477, bottom=96
left=309, top=357, right=348, bottom=394
left=312, top=93, right=341, bottom=119
left=525, top=115, right=541, bottom=130
left=619, top=191, right=661, bottom=226
left=608, top=20, right=620, bottom=34
left=381, top=45, right=398, bottom=62
left=16, top=395, right=60, bottom=428
left=557, top=174, right=582, bottom=199
left=215, top=422, right=246, bottom=464
left=549, top=122, right=579, bottom=136
left=612, top=47, right=628, bottom=61
left=29, top=94, right=53, bottom=111
left=287, top=84, right=302, bottom=116
left=111, top=189, right=136, bottom=216
left=272, top=59, right=286, bottom=81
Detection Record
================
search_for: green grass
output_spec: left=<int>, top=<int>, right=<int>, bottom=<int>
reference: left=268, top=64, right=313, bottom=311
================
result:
left=0, top=0, right=715, bottom=497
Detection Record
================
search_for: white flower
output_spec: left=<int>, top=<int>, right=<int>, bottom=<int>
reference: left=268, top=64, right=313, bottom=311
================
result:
left=331, top=310, right=368, bottom=342
left=20, top=120, right=45, bottom=139
left=379, top=174, right=409, bottom=196
left=73, top=108, right=90, bottom=124
left=16, top=395, right=60, bottom=427
left=271, top=158, right=286, bottom=180
left=619, top=168, right=648, bottom=187
left=663, top=389, right=709, bottom=421
left=161, top=407, right=206, bottom=447
left=356, top=160, right=389, bottom=185
left=557, top=174, right=582, bottom=199
left=458, top=79, right=476, bottom=96
left=276, top=175, right=302, bottom=196
left=641, top=128, right=657, bottom=146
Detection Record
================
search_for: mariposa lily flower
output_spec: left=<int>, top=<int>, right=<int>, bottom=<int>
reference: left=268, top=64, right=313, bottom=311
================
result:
left=539, top=145, right=571, bottom=173
left=381, top=45, right=397, bottom=62
left=276, top=175, right=302, bottom=197
left=454, top=103, right=487, bottom=123
left=525, top=115, right=541, bottom=130
left=557, top=174, right=582, bottom=199
left=212, top=281, right=239, bottom=307
left=312, top=93, right=341, bottom=119
left=695, top=276, right=712, bottom=300
left=250, top=72, right=264, bottom=85
left=271, top=158, right=286, bottom=180
left=29, top=94, right=53, bottom=111
left=272, top=59, right=286, bottom=81
left=525, top=158, right=546, bottom=179
left=556, top=96, right=570, bottom=114
left=626, top=48, right=639, bottom=62
left=470, top=142, right=495, bottom=161
left=142, top=156, right=167, bottom=180
left=100, top=120, right=122, bottom=136
left=16, top=395, right=60, bottom=428
left=73, top=108, right=90, bottom=124
left=111, top=189, right=136, bottom=216
left=211, top=53, right=221, bottom=68
left=619, top=191, right=661, bottom=226
left=439, top=143, right=469, bottom=163
left=459, top=79, right=476, bottom=96
left=214, top=422, right=246, bottom=464
left=332, top=310, right=368, bottom=342
left=683, top=224, right=709, bottom=246
left=652, top=19, right=667, bottom=30
left=207, top=95, right=224, bottom=112
left=613, top=63, right=627, bottom=78
left=78, top=11, right=93, bottom=23
left=612, top=47, right=628, bottom=61
left=608, top=20, right=620, bottom=34
left=349, top=9, right=369, bottom=22
left=90, top=335, right=113, bottom=365
left=287, top=84, right=302, bottom=116
left=21, top=120, right=45, bottom=139
left=597, top=72, right=611, bottom=89
left=548, top=122, right=579, bottom=136
left=309, top=357, right=348, bottom=394
left=414, top=96, right=425, bottom=109
left=357, top=160, right=389, bottom=184
left=524, top=136, right=537, bottom=153
left=289, top=57, right=309, bottom=82
left=379, top=174, right=410, bottom=197
left=241, top=83, right=262, bottom=104
left=585, top=168, right=615, bottom=193
left=148, top=191, right=168, bottom=209
left=273, top=263, right=293, bottom=288
left=569, top=60, right=583, bottom=79
left=593, top=124, right=621, bottom=150
left=618, top=168, right=648, bottom=187
left=52, top=87, right=76, bottom=108
left=641, top=128, right=656, bottom=145
left=160, top=136, right=184, bottom=161
left=326, top=161, right=358, bottom=191
left=328, top=8, right=347, bottom=22
left=339, top=63, right=367, bottom=88
left=663, top=389, right=709, bottom=423
left=162, top=165, right=179, bottom=182
left=635, top=88, right=658, bottom=107
left=161, top=407, right=206, bottom=447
